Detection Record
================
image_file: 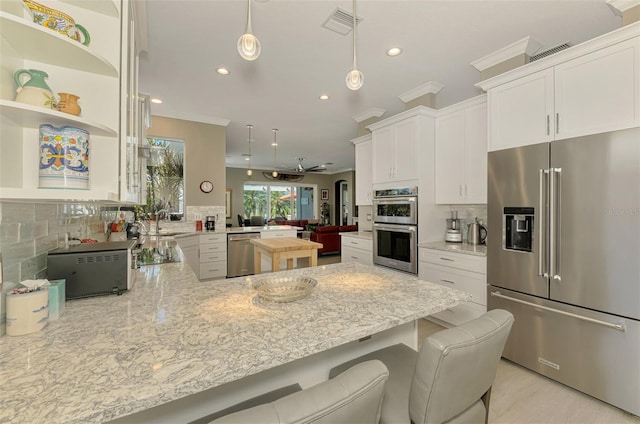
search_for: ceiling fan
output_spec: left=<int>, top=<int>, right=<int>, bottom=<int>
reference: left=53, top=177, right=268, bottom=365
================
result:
left=280, top=158, right=326, bottom=173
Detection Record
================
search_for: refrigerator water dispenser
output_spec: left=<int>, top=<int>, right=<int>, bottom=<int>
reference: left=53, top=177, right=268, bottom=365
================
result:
left=504, top=207, right=534, bottom=252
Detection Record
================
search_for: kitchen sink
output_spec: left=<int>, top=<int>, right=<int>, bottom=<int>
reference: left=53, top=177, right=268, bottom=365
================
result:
left=133, top=239, right=180, bottom=266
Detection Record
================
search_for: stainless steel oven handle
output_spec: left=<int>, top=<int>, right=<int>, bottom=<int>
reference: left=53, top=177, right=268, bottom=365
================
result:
left=490, top=291, right=625, bottom=332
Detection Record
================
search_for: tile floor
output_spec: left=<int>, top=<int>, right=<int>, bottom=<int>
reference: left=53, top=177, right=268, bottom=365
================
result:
left=418, top=319, right=640, bottom=424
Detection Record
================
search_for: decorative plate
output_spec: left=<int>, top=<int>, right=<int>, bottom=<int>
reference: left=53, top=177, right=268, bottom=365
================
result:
left=253, top=277, right=317, bottom=303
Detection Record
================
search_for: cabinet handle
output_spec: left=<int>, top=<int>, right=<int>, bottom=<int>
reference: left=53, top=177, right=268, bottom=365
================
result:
left=556, top=113, right=559, bottom=134
left=440, top=279, right=456, bottom=284
left=440, top=257, right=454, bottom=262
left=350, top=241, right=358, bottom=244
left=464, top=184, right=468, bottom=198
left=546, top=115, right=550, bottom=135
left=459, top=185, right=463, bottom=196
left=351, top=256, right=359, bottom=259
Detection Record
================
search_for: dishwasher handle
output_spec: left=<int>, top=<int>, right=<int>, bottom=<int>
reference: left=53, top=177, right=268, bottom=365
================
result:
left=228, top=233, right=261, bottom=241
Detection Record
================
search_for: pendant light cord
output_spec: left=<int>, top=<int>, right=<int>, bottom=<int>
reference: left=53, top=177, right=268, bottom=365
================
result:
left=352, top=0, right=357, bottom=69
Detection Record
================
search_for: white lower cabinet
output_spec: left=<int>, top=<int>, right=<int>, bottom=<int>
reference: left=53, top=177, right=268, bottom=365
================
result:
left=199, top=233, right=227, bottom=280
left=419, top=247, right=486, bottom=327
left=341, top=234, right=373, bottom=266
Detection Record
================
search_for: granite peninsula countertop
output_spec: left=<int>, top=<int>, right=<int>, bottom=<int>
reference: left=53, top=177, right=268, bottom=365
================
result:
left=418, top=240, right=487, bottom=257
left=0, top=262, right=469, bottom=424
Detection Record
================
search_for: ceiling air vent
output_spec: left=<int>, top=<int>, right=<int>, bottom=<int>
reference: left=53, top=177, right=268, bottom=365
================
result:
left=322, top=7, right=363, bottom=35
left=530, top=42, right=570, bottom=62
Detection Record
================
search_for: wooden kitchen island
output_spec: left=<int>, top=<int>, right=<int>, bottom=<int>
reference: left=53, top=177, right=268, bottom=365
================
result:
left=0, top=261, right=470, bottom=424
left=251, top=237, right=323, bottom=273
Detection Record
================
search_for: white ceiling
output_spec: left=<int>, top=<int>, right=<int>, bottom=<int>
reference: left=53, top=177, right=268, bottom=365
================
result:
left=139, top=0, right=621, bottom=174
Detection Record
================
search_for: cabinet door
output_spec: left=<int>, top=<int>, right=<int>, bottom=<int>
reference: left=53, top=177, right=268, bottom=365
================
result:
left=554, top=37, right=640, bottom=140
left=372, top=127, right=395, bottom=184
left=435, top=110, right=466, bottom=204
left=355, top=140, right=372, bottom=205
left=394, top=118, right=419, bottom=182
left=488, top=68, right=554, bottom=151
left=463, top=102, right=488, bottom=204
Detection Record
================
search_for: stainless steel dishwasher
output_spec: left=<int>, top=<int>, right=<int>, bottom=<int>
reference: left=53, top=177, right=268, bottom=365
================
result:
left=227, top=232, right=260, bottom=277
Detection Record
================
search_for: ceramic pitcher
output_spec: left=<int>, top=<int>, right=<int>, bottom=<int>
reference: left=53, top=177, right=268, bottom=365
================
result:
left=14, top=69, right=55, bottom=109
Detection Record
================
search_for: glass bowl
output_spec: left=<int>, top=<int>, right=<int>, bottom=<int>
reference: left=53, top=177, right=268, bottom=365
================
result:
left=253, top=276, right=317, bottom=303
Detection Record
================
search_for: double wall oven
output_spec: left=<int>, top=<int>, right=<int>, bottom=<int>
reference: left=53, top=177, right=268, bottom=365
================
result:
left=372, top=187, right=418, bottom=274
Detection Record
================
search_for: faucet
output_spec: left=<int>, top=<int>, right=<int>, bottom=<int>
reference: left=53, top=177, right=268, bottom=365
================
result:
left=155, top=209, right=169, bottom=239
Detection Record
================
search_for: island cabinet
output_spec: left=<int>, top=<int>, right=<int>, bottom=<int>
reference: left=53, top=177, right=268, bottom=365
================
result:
left=176, top=234, right=199, bottom=275
left=199, top=232, right=227, bottom=280
left=340, top=233, right=373, bottom=266
left=435, top=95, right=487, bottom=204
left=0, top=0, right=144, bottom=202
left=352, top=134, right=372, bottom=206
left=419, top=247, right=486, bottom=327
left=479, top=23, right=640, bottom=152
left=368, top=107, right=436, bottom=187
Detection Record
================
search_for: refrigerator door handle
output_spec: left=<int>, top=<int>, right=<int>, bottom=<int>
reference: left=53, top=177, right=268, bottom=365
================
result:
left=539, top=169, right=549, bottom=278
left=490, top=291, right=626, bottom=332
left=550, top=168, right=562, bottom=281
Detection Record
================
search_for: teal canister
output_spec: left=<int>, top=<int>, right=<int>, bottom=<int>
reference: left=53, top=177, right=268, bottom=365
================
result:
left=14, top=69, right=56, bottom=109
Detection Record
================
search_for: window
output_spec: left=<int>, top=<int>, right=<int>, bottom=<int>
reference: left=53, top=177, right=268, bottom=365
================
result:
left=242, top=183, right=316, bottom=220
left=141, top=137, right=185, bottom=220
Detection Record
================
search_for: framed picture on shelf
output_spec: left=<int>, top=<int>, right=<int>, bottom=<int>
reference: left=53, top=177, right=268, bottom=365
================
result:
left=321, top=189, right=329, bottom=200
left=225, top=189, right=232, bottom=218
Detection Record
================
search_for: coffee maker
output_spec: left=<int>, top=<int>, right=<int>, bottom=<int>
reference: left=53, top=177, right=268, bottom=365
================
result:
left=205, top=215, right=216, bottom=231
left=445, top=210, right=463, bottom=243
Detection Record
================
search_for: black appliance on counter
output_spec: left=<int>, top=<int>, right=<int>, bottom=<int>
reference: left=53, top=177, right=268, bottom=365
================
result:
left=47, top=241, right=134, bottom=299
left=205, top=216, right=216, bottom=231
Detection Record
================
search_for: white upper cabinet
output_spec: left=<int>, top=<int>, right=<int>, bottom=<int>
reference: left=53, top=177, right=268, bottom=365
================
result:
left=0, top=0, right=140, bottom=203
left=369, top=107, right=435, bottom=186
left=352, top=134, right=372, bottom=206
left=479, top=23, right=640, bottom=152
left=435, top=96, right=487, bottom=204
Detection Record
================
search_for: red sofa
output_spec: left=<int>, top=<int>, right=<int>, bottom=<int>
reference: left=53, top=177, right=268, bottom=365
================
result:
left=310, top=224, right=358, bottom=254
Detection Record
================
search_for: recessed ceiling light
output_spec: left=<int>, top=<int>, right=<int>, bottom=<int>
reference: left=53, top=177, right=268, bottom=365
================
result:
left=151, top=98, right=163, bottom=104
left=386, top=47, right=402, bottom=56
left=319, top=95, right=329, bottom=100
left=216, top=67, right=230, bottom=75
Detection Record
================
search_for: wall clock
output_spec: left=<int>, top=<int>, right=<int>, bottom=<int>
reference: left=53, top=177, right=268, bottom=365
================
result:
left=199, top=180, right=213, bottom=193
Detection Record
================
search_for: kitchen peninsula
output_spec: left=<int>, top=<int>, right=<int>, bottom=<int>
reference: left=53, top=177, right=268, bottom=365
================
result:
left=0, top=261, right=470, bottom=424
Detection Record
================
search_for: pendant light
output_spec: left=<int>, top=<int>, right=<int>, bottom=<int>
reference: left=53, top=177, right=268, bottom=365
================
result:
left=345, top=0, right=363, bottom=90
left=246, top=124, right=253, bottom=176
left=271, top=128, right=279, bottom=178
left=237, top=0, right=261, bottom=61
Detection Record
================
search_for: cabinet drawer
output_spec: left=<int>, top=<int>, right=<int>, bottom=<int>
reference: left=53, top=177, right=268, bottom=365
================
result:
left=428, top=302, right=486, bottom=328
left=200, top=243, right=226, bottom=255
left=200, top=233, right=225, bottom=245
left=200, top=261, right=226, bottom=279
left=420, top=262, right=487, bottom=305
left=419, top=248, right=486, bottom=274
left=341, top=236, right=372, bottom=252
left=200, top=252, right=226, bottom=263
left=341, top=245, right=373, bottom=266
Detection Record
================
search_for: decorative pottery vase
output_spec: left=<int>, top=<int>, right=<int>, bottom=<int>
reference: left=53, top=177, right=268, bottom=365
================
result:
left=56, top=92, right=81, bottom=116
left=14, top=69, right=55, bottom=109
left=39, top=124, right=90, bottom=189
left=22, top=0, right=90, bottom=46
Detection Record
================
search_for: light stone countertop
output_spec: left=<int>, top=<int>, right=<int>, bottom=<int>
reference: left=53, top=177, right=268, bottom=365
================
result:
left=0, top=262, right=470, bottom=424
left=418, top=240, right=487, bottom=257
left=340, top=231, right=373, bottom=240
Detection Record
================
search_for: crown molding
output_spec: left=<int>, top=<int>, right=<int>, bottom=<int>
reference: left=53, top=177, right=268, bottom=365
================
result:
left=471, top=36, right=542, bottom=72
left=352, top=108, right=386, bottom=123
left=367, top=105, right=438, bottom=131
left=350, top=133, right=372, bottom=145
left=607, top=0, right=640, bottom=15
left=152, top=110, right=231, bottom=127
left=476, top=21, right=640, bottom=91
left=398, top=81, right=444, bottom=103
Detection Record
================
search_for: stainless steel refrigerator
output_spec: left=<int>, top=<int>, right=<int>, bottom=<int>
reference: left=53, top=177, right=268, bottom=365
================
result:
left=487, top=127, right=640, bottom=416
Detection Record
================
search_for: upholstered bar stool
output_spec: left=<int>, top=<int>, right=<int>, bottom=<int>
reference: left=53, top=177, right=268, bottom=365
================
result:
left=329, top=309, right=514, bottom=424
left=208, top=360, right=389, bottom=424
